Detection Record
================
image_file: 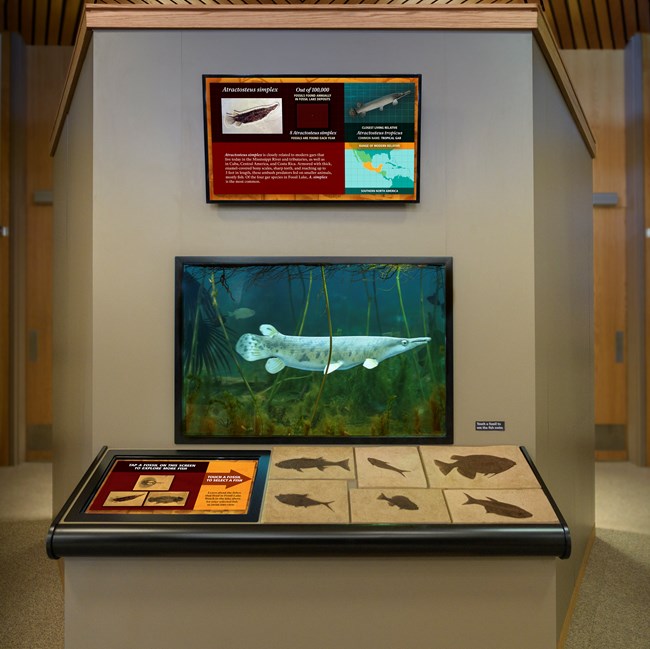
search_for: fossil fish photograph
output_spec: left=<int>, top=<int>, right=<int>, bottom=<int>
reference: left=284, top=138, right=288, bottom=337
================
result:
left=434, top=454, right=516, bottom=480
left=176, top=257, right=453, bottom=443
left=462, top=493, right=533, bottom=519
left=134, top=475, right=175, bottom=491
left=378, top=493, right=419, bottom=511
left=275, top=493, right=335, bottom=511
left=221, top=98, right=283, bottom=135
left=145, top=492, right=189, bottom=507
left=103, top=492, right=147, bottom=507
left=275, top=456, right=351, bottom=473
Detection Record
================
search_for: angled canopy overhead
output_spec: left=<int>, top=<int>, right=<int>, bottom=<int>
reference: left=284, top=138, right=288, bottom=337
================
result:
left=0, top=0, right=648, bottom=50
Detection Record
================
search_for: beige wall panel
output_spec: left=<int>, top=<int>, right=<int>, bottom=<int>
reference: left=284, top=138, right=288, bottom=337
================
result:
left=532, top=44, right=595, bottom=634
left=52, top=41, right=94, bottom=509
left=65, top=556, right=557, bottom=649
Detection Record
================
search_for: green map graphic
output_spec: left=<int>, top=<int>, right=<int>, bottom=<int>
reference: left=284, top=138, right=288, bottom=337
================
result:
left=345, top=148, right=415, bottom=194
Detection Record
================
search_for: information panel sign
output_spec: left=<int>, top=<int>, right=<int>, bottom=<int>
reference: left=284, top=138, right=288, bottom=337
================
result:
left=203, top=75, right=421, bottom=202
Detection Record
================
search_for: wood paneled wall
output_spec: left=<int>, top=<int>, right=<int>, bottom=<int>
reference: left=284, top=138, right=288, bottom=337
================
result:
left=562, top=51, right=627, bottom=429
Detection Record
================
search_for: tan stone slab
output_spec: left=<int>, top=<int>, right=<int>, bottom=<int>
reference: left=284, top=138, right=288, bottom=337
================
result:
left=421, top=445, right=540, bottom=489
left=444, top=489, right=559, bottom=524
left=269, top=446, right=355, bottom=480
left=350, top=488, right=450, bottom=524
left=262, top=479, right=349, bottom=523
left=355, top=446, right=427, bottom=488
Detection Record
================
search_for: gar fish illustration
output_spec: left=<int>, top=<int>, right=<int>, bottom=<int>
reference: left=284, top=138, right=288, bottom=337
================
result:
left=348, top=91, right=411, bottom=118
left=434, top=455, right=516, bottom=480
left=275, top=457, right=350, bottom=473
left=378, top=493, right=419, bottom=511
left=236, top=324, right=430, bottom=375
left=275, top=493, right=335, bottom=511
left=110, top=494, right=142, bottom=503
left=225, top=102, right=279, bottom=126
left=463, top=493, right=533, bottom=519
left=367, top=457, right=410, bottom=477
left=147, top=495, right=185, bottom=504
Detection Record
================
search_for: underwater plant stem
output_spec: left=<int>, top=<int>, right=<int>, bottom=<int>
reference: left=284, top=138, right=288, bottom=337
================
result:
left=297, top=270, right=313, bottom=336
left=420, top=270, right=435, bottom=380
left=209, top=274, right=258, bottom=409
left=309, top=267, right=333, bottom=430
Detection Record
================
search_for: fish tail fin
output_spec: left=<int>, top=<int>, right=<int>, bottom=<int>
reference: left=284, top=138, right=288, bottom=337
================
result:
left=224, top=114, right=236, bottom=126
left=463, top=493, right=478, bottom=506
left=337, top=459, right=351, bottom=471
left=324, top=501, right=335, bottom=511
left=434, top=459, right=454, bottom=476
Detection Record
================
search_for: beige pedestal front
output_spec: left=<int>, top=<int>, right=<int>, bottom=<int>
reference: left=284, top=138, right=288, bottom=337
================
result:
left=65, top=555, right=556, bottom=649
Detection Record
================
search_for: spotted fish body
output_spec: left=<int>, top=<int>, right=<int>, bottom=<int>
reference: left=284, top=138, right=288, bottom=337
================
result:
left=225, top=102, right=279, bottom=126
left=235, top=324, right=430, bottom=375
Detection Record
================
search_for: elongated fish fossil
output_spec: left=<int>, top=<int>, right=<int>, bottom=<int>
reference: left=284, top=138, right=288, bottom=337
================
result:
left=367, top=457, right=410, bottom=477
left=138, top=477, right=159, bottom=488
left=275, top=493, right=334, bottom=511
left=463, top=493, right=533, bottom=519
left=434, top=455, right=516, bottom=480
left=225, top=102, right=279, bottom=126
left=110, top=494, right=142, bottom=503
left=275, top=457, right=350, bottom=473
left=236, top=324, right=430, bottom=375
left=378, top=493, right=419, bottom=511
left=349, top=91, right=411, bottom=118
left=147, top=495, right=185, bottom=504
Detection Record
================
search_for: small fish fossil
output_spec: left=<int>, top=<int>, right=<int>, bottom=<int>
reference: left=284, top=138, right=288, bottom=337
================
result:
left=110, top=494, right=142, bottom=503
left=275, top=493, right=334, bottom=511
left=434, top=454, right=516, bottom=480
left=275, top=457, right=350, bottom=473
left=378, top=493, right=419, bottom=511
left=367, top=457, right=409, bottom=477
left=138, top=477, right=159, bottom=488
left=225, top=102, right=279, bottom=126
left=463, top=493, right=533, bottom=519
left=147, top=495, right=185, bottom=504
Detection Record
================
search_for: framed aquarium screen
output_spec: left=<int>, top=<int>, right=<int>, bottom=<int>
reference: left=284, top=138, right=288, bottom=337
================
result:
left=175, top=257, right=453, bottom=445
left=203, top=75, right=421, bottom=202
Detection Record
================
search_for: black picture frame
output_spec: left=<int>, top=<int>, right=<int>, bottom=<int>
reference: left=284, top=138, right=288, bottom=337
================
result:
left=175, top=256, right=453, bottom=445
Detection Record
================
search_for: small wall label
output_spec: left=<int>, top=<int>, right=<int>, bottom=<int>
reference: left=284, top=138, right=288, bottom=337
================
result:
left=475, top=421, right=506, bottom=431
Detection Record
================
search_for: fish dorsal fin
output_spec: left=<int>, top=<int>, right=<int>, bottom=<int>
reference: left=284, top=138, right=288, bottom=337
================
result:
left=363, top=358, right=379, bottom=369
left=265, top=358, right=286, bottom=374
left=260, top=324, right=279, bottom=336
left=324, top=361, right=343, bottom=374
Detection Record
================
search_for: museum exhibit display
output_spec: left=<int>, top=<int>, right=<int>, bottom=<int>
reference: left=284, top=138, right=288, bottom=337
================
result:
left=175, top=256, right=452, bottom=444
left=47, top=444, right=569, bottom=558
left=203, top=75, right=421, bottom=202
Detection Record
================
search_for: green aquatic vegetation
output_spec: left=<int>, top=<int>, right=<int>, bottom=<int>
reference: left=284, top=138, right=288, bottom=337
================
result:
left=429, top=385, right=447, bottom=435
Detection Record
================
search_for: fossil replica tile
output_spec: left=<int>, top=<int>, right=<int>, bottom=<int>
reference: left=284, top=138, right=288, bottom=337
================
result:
left=421, top=445, right=540, bottom=489
left=355, top=446, right=427, bottom=488
left=269, top=446, right=355, bottom=480
left=444, top=488, right=559, bottom=524
left=350, top=488, right=450, bottom=524
left=262, top=479, right=349, bottom=524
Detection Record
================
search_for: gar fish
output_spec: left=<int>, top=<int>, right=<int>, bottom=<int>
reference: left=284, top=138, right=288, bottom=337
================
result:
left=147, top=495, right=185, bottom=504
left=236, top=324, right=430, bottom=375
left=434, top=454, right=516, bottom=480
left=110, top=494, right=142, bottom=502
left=367, top=457, right=409, bottom=477
left=463, top=493, right=533, bottom=519
left=225, top=102, right=279, bottom=126
left=275, top=457, right=350, bottom=473
left=378, top=493, right=419, bottom=511
left=275, top=493, right=334, bottom=511
left=348, top=91, right=411, bottom=118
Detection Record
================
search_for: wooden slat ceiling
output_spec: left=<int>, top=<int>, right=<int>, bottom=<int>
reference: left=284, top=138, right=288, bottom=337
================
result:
left=1, top=0, right=649, bottom=49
